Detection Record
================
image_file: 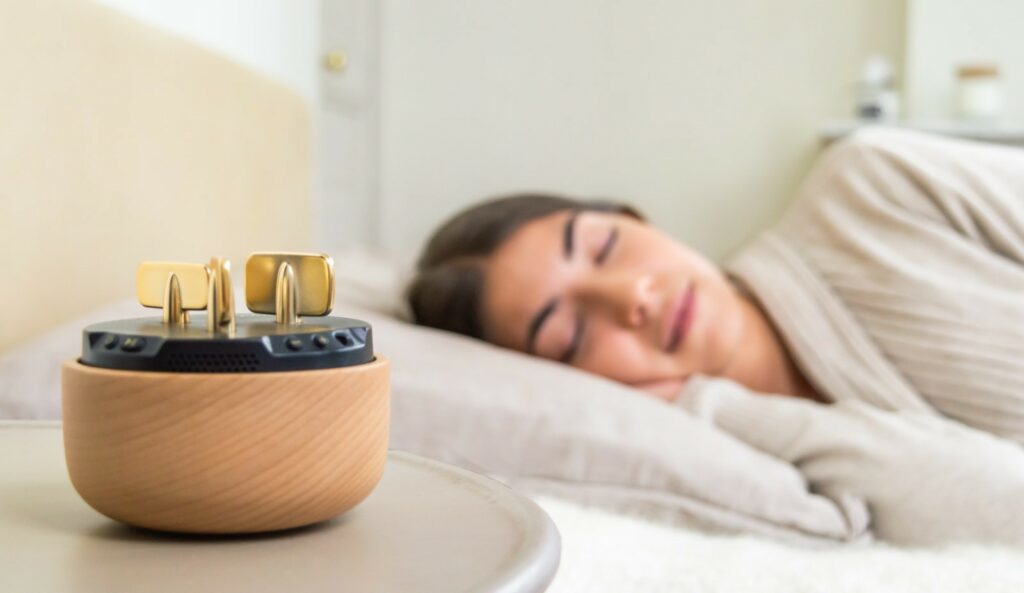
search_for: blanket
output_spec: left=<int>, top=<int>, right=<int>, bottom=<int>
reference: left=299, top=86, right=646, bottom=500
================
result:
left=727, top=128, right=1024, bottom=443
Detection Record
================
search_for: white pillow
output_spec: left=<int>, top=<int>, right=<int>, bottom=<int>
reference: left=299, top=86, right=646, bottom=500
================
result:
left=0, top=299, right=149, bottom=419
left=371, top=307, right=870, bottom=543
left=0, top=252, right=869, bottom=544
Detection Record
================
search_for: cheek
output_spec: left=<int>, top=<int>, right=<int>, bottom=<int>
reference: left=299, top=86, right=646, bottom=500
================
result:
left=576, top=325, right=664, bottom=384
left=620, top=232, right=706, bottom=280
left=680, top=275, right=745, bottom=374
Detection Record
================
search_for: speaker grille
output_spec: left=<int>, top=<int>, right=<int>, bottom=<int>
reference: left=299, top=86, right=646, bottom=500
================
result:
left=166, top=352, right=261, bottom=373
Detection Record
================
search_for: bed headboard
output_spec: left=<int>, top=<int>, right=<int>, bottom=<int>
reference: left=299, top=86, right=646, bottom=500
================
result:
left=0, top=0, right=311, bottom=353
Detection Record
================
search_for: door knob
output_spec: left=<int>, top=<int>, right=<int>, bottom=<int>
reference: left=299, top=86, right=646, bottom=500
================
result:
left=324, top=49, right=348, bottom=72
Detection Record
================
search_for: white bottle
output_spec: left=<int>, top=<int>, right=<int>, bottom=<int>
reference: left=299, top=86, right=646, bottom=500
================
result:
left=855, top=55, right=900, bottom=121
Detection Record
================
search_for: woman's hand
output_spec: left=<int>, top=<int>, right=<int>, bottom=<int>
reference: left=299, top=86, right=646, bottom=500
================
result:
left=633, top=377, right=688, bottom=402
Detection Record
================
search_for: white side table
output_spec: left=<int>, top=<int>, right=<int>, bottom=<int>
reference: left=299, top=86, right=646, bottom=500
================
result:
left=0, top=422, right=560, bottom=593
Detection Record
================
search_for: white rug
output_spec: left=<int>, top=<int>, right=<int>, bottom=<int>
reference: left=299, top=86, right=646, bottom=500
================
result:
left=534, top=495, right=1024, bottom=593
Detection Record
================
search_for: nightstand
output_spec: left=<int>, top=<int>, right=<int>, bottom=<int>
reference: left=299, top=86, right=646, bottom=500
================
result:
left=0, top=422, right=560, bottom=593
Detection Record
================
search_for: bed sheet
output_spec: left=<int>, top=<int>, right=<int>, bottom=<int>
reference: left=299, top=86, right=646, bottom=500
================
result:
left=536, top=493, right=1024, bottom=593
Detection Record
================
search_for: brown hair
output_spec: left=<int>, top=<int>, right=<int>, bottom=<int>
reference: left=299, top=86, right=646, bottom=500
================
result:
left=407, top=193, right=642, bottom=340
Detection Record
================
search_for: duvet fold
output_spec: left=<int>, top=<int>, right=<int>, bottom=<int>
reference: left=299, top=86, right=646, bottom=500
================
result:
left=677, top=375, right=1024, bottom=546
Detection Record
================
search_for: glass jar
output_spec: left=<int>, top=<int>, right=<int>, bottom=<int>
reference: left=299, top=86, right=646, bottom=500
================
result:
left=956, top=63, right=1002, bottom=121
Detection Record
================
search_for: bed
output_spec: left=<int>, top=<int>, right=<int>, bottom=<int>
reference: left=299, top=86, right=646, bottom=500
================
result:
left=3, top=1, right=1024, bottom=591
left=6, top=262, right=1024, bottom=592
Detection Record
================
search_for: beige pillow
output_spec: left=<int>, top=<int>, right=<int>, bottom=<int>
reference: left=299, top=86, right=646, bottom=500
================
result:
left=347, top=304, right=869, bottom=544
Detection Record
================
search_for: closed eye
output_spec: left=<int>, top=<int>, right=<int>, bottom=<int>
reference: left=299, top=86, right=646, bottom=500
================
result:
left=560, top=311, right=586, bottom=363
left=595, top=227, right=618, bottom=265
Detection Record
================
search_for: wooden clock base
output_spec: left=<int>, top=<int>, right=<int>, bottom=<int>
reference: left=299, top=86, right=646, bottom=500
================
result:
left=61, top=357, right=389, bottom=534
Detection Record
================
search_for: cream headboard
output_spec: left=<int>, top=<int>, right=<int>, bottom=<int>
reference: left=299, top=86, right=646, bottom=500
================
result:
left=0, top=0, right=311, bottom=353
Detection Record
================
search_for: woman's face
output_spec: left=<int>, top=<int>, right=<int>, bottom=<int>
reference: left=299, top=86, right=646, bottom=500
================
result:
left=481, top=209, right=748, bottom=399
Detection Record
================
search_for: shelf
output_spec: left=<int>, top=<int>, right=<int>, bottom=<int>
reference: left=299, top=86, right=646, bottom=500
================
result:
left=821, top=119, right=1024, bottom=145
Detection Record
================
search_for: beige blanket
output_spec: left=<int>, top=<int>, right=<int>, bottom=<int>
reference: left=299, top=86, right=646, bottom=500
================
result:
left=728, top=128, right=1024, bottom=441
left=678, top=376, right=1024, bottom=546
left=706, top=128, right=1024, bottom=545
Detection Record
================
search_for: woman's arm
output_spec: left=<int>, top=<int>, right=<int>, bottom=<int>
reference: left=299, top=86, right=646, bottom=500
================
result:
left=633, top=377, right=687, bottom=402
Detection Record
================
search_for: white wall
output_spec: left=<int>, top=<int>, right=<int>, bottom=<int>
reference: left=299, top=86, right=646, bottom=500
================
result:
left=905, top=0, right=1024, bottom=122
left=92, top=1, right=908, bottom=263
left=318, top=0, right=381, bottom=251
left=377, top=0, right=905, bottom=262
left=93, top=0, right=319, bottom=103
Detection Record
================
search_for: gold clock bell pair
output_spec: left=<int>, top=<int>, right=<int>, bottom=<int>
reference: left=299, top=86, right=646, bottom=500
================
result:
left=62, top=252, right=389, bottom=534
left=137, top=252, right=335, bottom=329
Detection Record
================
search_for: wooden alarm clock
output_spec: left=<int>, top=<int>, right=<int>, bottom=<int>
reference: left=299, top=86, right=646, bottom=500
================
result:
left=61, top=253, right=389, bottom=534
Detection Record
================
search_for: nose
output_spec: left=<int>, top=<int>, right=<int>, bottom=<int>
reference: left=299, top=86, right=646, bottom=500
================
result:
left=573, top=271, right=656, bottom=328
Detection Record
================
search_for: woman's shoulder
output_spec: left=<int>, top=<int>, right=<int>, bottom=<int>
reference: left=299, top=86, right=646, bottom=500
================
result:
left=782, top=127, right=939, bottom=224
left=782, top=126, right=1024, bottom=235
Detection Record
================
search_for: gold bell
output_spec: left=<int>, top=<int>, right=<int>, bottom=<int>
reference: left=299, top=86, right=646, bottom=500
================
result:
left=136, top=262, right=211, bottom=325
left=244, top=253, right=335, bottom=325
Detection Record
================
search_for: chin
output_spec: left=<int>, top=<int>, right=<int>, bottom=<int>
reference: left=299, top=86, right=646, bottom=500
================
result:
left=690, top=287, right=745, bottom=377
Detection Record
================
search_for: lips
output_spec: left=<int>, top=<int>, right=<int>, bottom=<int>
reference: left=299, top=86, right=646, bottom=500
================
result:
left=665, top=282, right=697, bottom=353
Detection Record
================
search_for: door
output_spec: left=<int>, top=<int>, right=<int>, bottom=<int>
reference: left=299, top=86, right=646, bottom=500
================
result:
left=317, top=0, right=381, bottom=251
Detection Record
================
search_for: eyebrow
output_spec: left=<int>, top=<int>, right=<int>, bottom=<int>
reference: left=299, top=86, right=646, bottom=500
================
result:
left=563, top=210, right=580, bottom=258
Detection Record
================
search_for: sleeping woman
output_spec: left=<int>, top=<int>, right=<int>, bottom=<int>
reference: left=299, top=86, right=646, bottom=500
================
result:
left=407, top=128, right=1024, bottom=447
